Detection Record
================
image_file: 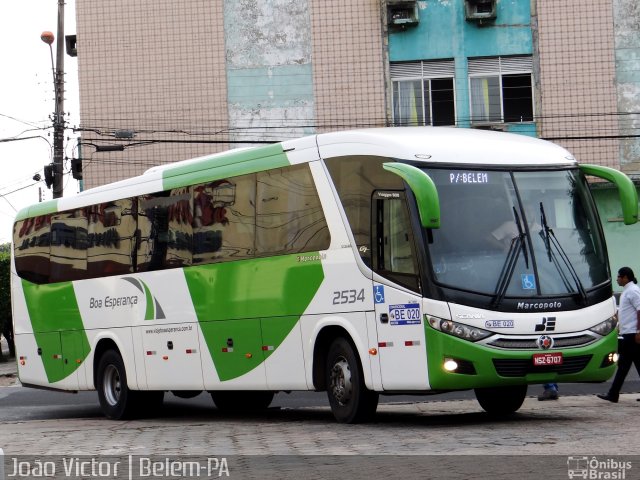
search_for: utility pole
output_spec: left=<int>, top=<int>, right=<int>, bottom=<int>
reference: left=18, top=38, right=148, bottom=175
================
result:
left=41, top=0, right=65, bottom=198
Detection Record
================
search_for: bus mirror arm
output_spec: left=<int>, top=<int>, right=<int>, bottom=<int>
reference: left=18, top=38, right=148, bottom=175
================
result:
left=382, top=162, right=440, bottom=229
left=579, top=164, right=638, bottom=225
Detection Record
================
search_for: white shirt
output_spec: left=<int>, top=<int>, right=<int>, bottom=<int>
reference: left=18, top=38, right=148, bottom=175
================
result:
left=618, top=281, right=640, bottom=334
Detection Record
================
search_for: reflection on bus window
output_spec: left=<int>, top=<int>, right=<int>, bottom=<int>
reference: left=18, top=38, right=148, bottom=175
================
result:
left=166, top=187, right=193, bottom=268
left=14, top=215, right=51, bottom=284
left=50, top=210, right=88, bottom=283
left=256, top=165, right=330, bottom=256
left=138, top=190, right=195, bottom=272
left=193, top=175, right=255, bottom=264
left=324, top=156, right=403, bottom=267
left=86, top=199, right=137, bottom=277
left=13, top=165, right=330, bottom=283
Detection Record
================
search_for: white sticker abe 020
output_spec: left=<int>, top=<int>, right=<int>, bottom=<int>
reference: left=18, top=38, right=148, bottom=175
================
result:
left=389, top=303, right=421, bottom=325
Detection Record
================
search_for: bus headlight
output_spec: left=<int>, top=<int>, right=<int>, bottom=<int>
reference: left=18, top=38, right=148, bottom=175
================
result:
left=589, top=316, right=618, bottom=336
left=427, top=316, right=492, bottom=342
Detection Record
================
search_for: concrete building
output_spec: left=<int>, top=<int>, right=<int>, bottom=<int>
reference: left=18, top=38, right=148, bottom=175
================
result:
left=75, top=0, right=386, bottom=189
left=388, top=0, right=535, bottom=136
left=533, top=0, right=640, bottom=279
left=74, top=0, right=640, bottom=279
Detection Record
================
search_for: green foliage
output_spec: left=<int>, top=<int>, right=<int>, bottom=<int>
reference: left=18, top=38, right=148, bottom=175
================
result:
left=0, top=250, right=11, bottom=345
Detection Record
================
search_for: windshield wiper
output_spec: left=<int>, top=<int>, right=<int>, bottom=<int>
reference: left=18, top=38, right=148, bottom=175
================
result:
left=492, top=207, right=528, bottom=308
left=513, top=206, right=529, bottom=269
left=538, top=202, right=588, bottom=304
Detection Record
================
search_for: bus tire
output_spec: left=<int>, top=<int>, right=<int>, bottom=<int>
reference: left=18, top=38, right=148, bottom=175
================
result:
left=210, top=391, right=275, bottom=412
left=325, top=337, right=378, bottom=423
left=96, top=349, right=139, bottom=420
left=474, top=385, right=527, bottom=416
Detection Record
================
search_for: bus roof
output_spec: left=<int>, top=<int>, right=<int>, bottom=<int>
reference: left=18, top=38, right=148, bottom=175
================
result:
left=313, top=127, right=577, bottom=167
left=16, top=127, right=577, bottom=221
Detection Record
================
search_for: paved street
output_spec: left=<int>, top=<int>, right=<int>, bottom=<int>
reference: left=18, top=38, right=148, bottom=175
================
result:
left=2, top=390, right=640, bottom=456
left=3, top=336, right=640, bottom=479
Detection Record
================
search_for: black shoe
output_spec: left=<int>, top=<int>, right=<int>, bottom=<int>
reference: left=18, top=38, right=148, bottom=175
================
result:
left=538, top=389, right=559, bottom=401
left=597, top=393, right=619, bottom=403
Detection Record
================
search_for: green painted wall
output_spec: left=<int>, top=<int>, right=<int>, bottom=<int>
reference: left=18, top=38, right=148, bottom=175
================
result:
left=592, top=186, right=640, bottom=293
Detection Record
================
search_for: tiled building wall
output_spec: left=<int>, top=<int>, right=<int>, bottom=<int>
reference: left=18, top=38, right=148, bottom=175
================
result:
left=310, top=0, right=387, bottom=132
left=76, top=0, right=229, bottom=189
left=224, top=0, right=316, bottom=144
left=613, top=0, right=640, bottom=176
left=76, top=0, right=388, bottom=190
left=535, top=0, right=620, bottom=168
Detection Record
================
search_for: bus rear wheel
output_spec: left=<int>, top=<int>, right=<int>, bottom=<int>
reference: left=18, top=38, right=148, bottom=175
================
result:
left=96, top=349, right=139, bottom=420
left=210, top=391, right=275, bottom=412
left=474, top=385, right=527, bottom=416
left=325, top=337, right=378, bottom=423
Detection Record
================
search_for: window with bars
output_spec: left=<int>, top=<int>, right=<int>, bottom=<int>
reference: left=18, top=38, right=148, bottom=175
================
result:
left=468, top=56, right=533, bottom=124
left=390, top=60, right=456, bottom=127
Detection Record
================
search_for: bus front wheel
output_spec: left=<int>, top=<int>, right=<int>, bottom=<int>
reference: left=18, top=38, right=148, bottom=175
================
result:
left=474, top=385, right=527, bottom=416
left=325, top=337, right=378, bottom=423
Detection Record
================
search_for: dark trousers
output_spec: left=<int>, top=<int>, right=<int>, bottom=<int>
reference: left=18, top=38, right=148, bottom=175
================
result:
left=609, top=334, right=640, bottom=396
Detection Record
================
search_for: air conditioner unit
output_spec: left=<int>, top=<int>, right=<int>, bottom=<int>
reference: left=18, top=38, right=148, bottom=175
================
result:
left=387, top=0, right=419, bottom=29
left=465, top=0, right=497, bottom=23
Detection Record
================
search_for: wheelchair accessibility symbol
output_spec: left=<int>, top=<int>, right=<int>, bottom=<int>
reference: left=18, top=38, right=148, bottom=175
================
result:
left=373, top=285, right=385, bottom=304
left=521, top=274, right=536, bottom=290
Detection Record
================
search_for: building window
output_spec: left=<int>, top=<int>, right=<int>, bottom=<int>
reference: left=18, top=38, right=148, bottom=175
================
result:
left=468, top=56, right=533, bottom=124
left=390, top=60, right=456, bottom=127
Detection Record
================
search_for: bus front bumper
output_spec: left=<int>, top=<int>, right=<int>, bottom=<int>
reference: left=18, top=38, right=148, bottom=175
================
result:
left=425, top=328, right=618, bottom=390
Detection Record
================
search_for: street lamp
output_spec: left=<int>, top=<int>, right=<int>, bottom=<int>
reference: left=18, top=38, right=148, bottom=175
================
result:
left=40, top=1, right=65, bottom=198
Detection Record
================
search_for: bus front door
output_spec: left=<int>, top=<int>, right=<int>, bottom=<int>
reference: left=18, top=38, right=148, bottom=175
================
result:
left=371, top=191, right=428, bottom=390
left=373, top=283, right=428, bottom=390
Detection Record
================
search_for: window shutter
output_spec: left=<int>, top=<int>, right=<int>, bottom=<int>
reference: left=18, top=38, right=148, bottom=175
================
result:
left=468, top=56, right=532, bottom=75
left=390, top=59, right=454, bottom=79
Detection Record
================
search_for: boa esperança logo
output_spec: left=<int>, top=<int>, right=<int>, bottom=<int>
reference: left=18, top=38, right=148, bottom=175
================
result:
left=88, top=277, right=166, bottom=321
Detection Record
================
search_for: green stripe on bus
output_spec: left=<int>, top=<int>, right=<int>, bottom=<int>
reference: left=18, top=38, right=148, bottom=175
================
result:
left=14, top=199, right=59, bottom=222
left=142, top=281, right=155, bottom=320
left=161, top=144, right=289, bottom=191
left=183, top=254, right=324, bottom=381
left=21, top=280, right=90, bottom=384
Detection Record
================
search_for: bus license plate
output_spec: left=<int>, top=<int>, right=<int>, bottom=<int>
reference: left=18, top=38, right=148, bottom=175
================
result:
left=533, top=352, right=563, bottom=366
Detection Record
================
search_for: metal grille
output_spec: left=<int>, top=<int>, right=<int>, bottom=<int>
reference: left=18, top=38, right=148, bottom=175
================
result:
left=487, top=334, right=596, bottom=350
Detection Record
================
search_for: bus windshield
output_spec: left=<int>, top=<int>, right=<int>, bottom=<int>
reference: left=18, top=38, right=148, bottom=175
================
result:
left=423, top=168, right=609, bottom=300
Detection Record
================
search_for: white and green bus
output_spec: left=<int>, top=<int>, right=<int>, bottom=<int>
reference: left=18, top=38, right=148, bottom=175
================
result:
left=11, top=127, right=638, bottom=423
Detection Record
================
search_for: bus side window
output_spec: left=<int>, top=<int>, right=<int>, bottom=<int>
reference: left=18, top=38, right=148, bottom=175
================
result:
left=50, top=210, right=88, bottom=283
left=86, top=199, right=137, bottom=278
left=256, top=164, right=330, bottom=256
left=193, top=174, right=255, bottom=264
left=165, top=187, right=193, bottom=268
left=13, top=215, right=52, bottom=284
left=324, top=156, right=403, bottom=268
left=372, top=192, right=421, bottom=292
left=137, top=192, right=173, bottom=272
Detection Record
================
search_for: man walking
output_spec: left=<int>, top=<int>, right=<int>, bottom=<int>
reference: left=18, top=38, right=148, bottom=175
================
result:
left=597, top=267, right=640, bottom=403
